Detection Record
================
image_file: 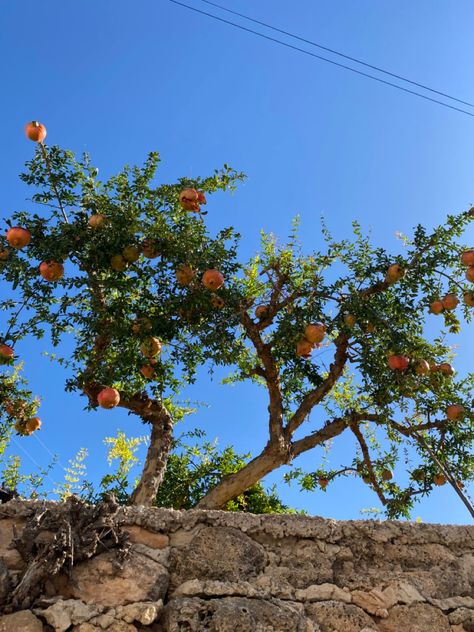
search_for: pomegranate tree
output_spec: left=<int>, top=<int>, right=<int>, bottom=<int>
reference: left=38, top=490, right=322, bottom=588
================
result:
left=0, top=123, right=472, bottom=519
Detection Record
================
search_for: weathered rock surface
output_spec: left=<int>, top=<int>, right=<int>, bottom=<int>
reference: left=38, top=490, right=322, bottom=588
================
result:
left=116, top=600, right=163, bottom=625
left=0, top=518, right=25, bottom=570
left=170, top=526, right=266, bottom=588
left=0, top=500, right=472, bottom=631
left=449, top=606, right=474, bottom=625
left=0, top=560, right=10, bottom=606
left=0, top=610, right=43, bottom=631
left=38, top=599, right=103, bottom=632
left=73, top=622, right=138, bottom=632
left=306, top=600, right=376, bottom=631
left=295, top=583, right=352, bottom=604
left=124, top=526, right=169, bottom=550
left=377, top=603, right=452, bottom=631
left=164, top=597, right=314, bottom=631
left=70, top=546, right=168, bottom=606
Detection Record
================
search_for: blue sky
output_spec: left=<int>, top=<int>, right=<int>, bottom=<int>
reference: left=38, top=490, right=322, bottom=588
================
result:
left=0, top=0, right=473, bottom=523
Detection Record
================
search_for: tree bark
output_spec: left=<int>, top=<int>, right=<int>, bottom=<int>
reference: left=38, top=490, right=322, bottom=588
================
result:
left=240, top=311, right=284, bottom=441
left=129, top=410, right=173, bottom=505
left=196, top=441, right=289, bottom=510
left=83, top=382, right=173, bottom=507
left=196, top=415, right=354, bottom=510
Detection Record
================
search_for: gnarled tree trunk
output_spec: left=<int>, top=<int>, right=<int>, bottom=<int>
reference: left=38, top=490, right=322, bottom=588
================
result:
left=129, top=412, right=173, bottom=505
left=83, top=381, right=173, bottom=507
left=196, top=441, right=289, bottom=510
left=196, top=416, right=352, bottom=510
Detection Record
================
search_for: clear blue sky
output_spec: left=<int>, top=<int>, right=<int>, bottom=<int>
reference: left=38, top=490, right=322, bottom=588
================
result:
left=1, top=0, right=473, bottom=523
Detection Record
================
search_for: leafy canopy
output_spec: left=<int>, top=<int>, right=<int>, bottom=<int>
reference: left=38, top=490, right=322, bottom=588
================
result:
left=0, top=136, right=473, bottom=519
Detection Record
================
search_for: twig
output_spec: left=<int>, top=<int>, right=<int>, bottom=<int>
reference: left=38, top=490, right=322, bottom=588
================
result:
left=349, top=419, right=388, bottom=506
left=412, top=431, right=474, bottom=520
left=4, top=139, right=72, bottom=339
left=39, top=143, right=69, bottom=224
left=4, top=299, right=30, bottom=343
left=434, top=268, right=466, bottom=293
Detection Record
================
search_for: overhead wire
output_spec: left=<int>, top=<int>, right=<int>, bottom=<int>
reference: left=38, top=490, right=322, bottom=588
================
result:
left=167, top=0, right=474, bottom=118
left=3, top=430, right=82, bottom=494
left=200, top=0, right=474, bottom=109
left=10, top=436, right=59, bottom=491
left=33, top=432, right=70, bottom=472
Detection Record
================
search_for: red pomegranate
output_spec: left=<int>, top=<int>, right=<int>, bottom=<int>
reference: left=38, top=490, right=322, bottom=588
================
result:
left=97, top=387, right=121, bottom=409
left=25, top=121, right=47, bottom=143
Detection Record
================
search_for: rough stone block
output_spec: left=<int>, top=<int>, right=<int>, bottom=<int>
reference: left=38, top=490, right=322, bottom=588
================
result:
left=0, top=519, right=25, bottom=570
left=306, top=600, right=375, bottom=631
left=378, top=603, right=451, bottom=632
left=170, top=526, right=266, bottom=587
left=71, top=548, right=169, bottom=606
left=0, top=610, right=43, bottom=632
left=295, top=583, right=351, bottom=603
left=124, top=526, right=169, bottom=550
left=164, top=596, right=315, bottom=631
left=39, top=599, right=103, bottom=632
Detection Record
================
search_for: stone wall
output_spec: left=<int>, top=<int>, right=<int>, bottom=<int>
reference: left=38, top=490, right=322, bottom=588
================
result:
left=0, top=500, right=473, bottom=631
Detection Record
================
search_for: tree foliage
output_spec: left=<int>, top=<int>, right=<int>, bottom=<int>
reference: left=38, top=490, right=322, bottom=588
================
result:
left=0, top=428, right=295, bottom=515
left=0, top=128, right=473, bottom=518
left=155, top=429, right=298, bottom=514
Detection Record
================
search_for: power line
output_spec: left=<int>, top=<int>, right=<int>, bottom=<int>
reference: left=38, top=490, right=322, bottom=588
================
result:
left=10, top=437, right=59, bottom=491
left=201, top=0, right=474, bottom=109
left=34, top=432, right=69, bottom=472
left=168, top=0, right=474, bottom=118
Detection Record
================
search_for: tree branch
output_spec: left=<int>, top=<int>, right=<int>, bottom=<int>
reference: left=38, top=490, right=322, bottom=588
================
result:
left=356, top=227, right=444, bottom=299
left=240, top=311, right=284, bottom=443
left=196, top=439, right=288, bottom=510
left=348, top=419, right=388, bottom=506
left=285, top=333, right=349, bottom=437
left=39, top=143, right=69, bottom=224
left=360, top=412, right=448, bottom=437
left=411, top=431, right=474, bottom=519
left=254, top=288, right=300, bottom=332
left=289, top=409, right=385, bottom=459
left=290, top=415, right=348, bottom=458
